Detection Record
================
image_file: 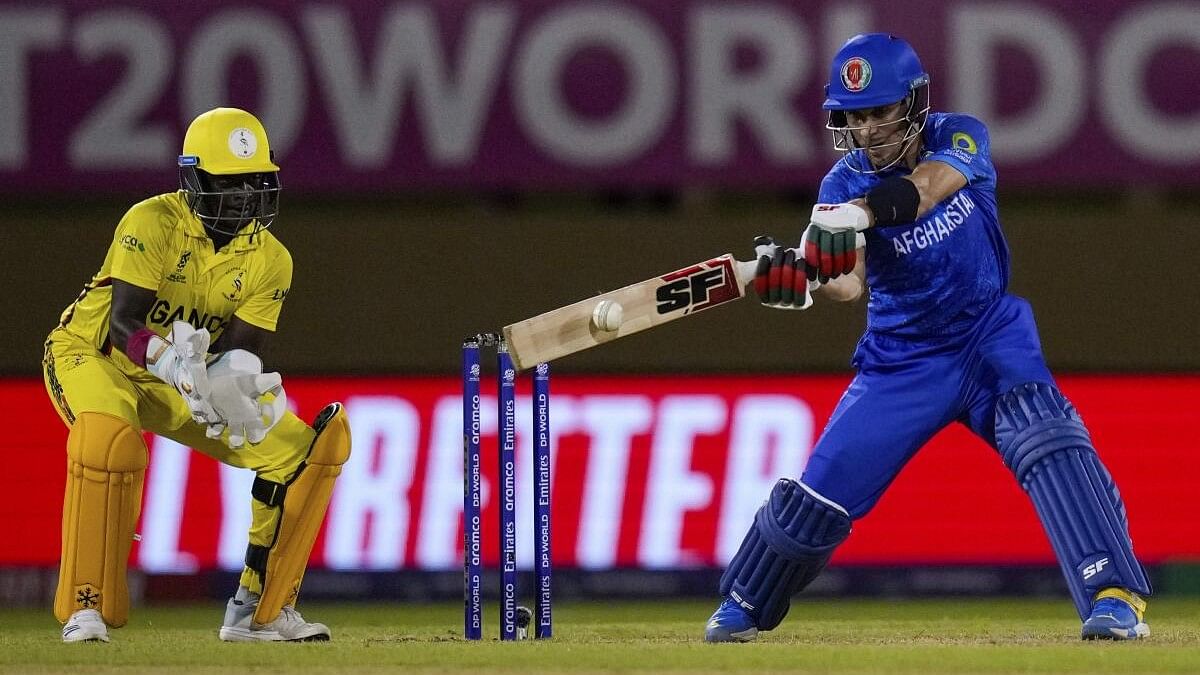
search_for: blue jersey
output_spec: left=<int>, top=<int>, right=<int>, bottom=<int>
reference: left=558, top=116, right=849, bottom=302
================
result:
left=817, top=112, right=1009, bottom=339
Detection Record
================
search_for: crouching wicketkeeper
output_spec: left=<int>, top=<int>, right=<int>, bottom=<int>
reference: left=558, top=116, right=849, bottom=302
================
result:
left=42, top=107, right=351, bottom=643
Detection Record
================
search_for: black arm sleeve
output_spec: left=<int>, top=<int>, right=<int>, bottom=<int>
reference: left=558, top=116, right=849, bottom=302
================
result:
left=865, top=176, right=920, bottom=226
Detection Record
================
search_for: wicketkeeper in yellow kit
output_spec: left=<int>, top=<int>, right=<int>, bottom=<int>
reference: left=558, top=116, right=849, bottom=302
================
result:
left=42, top=107, right=351, bottom=643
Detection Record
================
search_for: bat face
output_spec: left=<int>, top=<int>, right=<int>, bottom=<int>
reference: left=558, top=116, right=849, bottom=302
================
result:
left=503, top=254, right=755, bottom=370
left=654, top=256, right=746, bottom=316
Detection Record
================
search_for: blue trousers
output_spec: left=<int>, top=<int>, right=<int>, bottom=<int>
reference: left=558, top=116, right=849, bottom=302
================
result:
left=802, top=294, right=1054, bottom=518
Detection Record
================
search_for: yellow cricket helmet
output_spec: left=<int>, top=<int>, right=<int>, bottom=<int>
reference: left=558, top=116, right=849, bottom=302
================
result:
left=181, top=107, right=279, bottom=174
left=178, top=108, right=281, bottom=238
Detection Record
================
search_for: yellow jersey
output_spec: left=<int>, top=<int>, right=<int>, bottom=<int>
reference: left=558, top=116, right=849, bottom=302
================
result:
left=55, top=191, right=292, bottom=370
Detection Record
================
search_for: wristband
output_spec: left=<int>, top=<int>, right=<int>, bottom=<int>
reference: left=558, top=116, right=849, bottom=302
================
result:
left=125, top=327, right=158, bottom=368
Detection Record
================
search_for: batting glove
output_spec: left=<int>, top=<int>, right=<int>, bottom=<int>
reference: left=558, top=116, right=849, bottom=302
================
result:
left=753, top=235, right=815, bottom=310
left=802, top=203, right=869, bottom=282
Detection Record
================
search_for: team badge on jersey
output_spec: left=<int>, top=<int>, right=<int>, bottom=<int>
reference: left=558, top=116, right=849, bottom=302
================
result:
left=840, top=57, right=872, bottom=92
left=220, top=268, right=247, bottom=302
left=228, top=127, right=258, bottom=159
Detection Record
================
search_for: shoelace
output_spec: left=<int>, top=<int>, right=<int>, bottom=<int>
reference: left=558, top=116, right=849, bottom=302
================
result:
left=277, top=606, right=303, bottom=625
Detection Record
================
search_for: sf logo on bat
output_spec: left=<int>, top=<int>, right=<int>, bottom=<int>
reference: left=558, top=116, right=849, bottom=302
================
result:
left=655, top=257, right=741, bottom=315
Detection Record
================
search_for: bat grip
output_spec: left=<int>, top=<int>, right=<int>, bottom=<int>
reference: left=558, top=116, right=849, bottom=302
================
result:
left=734, top=259, right=758, bottom=288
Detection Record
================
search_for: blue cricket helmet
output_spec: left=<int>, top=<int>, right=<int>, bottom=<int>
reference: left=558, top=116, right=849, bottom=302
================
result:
left=823, top=33, right=929, bottom=111
left=823, top=33, right=932, bottom=173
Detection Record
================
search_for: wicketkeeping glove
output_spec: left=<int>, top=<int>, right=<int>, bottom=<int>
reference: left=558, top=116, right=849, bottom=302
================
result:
left=205, top=349, right=287, bottom=449
left=802, top=203, right=869, bottom=282
left=145, top=321, right=221, bottom=426
left=752, top=235, right=815, bottom=310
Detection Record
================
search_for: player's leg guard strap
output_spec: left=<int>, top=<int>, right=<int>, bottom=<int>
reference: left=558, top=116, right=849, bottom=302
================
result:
left=719, top=478, right=851, bottom=630
left=253, top=403, right=351, bottom=625
left=251, top=476, right=287, bottom=507
left=55, top=412, right=148, bottom=627
left=995, top=383, right=1151, bottom=620
left=245, top=543, right=271, bottom=584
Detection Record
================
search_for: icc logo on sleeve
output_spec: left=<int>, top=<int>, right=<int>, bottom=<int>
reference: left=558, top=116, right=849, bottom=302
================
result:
left=952, top=132, right=978, bottom=154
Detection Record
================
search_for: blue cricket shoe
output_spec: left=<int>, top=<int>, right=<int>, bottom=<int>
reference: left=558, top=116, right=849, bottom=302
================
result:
left=704, top=598, right=758, bottom=643
left=1081, top=588, right=1149, bottom=640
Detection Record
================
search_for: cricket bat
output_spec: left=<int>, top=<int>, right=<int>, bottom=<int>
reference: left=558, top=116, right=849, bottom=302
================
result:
left=502, top=254, right=812, bottom=371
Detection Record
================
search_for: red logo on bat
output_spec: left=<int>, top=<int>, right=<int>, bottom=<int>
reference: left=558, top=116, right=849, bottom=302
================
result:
left=655, top=257, right=740, bottom=315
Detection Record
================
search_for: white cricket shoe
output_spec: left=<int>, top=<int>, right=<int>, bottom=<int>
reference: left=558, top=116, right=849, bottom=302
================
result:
left=62, top=608, right=110, bottom=643
left=219, top=587, right=331, bottom=642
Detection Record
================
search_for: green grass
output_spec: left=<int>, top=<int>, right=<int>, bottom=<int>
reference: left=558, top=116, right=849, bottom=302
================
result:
left=2, top=598, right=1199, bottom=673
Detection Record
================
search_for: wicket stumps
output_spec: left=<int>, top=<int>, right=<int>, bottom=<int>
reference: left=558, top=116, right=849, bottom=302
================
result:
left=462, top=333, right=553, bottom=641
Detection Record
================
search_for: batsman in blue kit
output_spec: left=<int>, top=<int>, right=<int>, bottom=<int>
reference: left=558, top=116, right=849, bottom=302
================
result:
left=705, top=33, right=1151, bottom=642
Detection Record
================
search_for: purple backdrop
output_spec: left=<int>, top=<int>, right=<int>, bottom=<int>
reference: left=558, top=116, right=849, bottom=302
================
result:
left=3, top=0, right=1199, bottom=192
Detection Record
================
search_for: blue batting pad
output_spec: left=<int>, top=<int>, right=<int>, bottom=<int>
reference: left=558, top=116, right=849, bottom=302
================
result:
left=994, top=383, right=1151, bottom=619
left=719, top=478, right=851, bottom=630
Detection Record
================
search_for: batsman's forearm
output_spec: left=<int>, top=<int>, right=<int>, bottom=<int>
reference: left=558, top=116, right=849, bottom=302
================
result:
left=816, top=251, right=866, bottom=303
left=815, top=274, right=863, bottom=303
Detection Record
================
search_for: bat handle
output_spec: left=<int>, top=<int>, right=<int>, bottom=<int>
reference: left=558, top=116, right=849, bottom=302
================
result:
left=734, top=259, right=758, bottom=288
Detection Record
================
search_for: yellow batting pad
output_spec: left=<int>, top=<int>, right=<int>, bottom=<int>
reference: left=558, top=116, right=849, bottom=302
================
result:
left=55, top=412, right=148, bottom=627
left=254, top=403, right=351, bottom=625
